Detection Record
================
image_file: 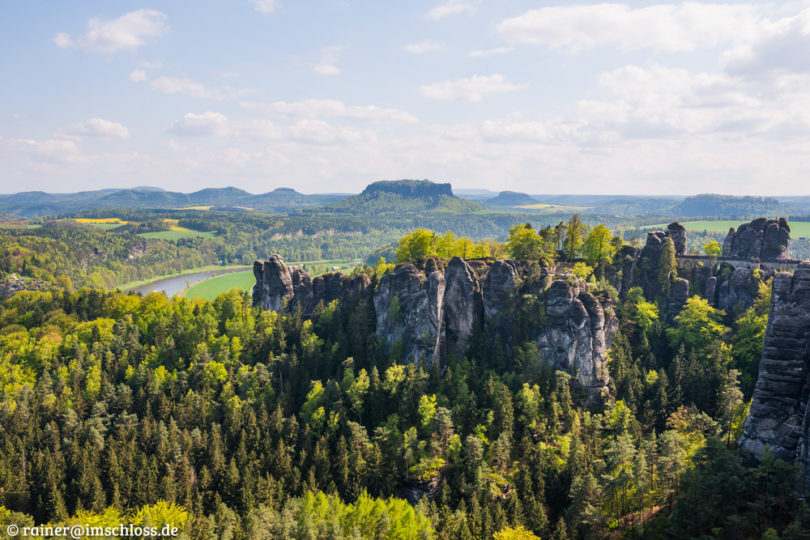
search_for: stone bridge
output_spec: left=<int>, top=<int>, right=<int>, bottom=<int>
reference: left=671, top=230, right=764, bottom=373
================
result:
left=676, top=254, right=804, bottom=273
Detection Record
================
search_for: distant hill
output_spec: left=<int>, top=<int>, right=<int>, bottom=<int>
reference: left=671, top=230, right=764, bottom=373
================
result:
left=0, top=187, right=350, bottom=217
left=671, top=194, right=795, bottom=217
left=323, top=180, right=483, bottom=215
left=454, top=189, right=499, bottom=201
left=248, top=188, right=348, bottom=212
left=484, top=191, right=539, bottom=207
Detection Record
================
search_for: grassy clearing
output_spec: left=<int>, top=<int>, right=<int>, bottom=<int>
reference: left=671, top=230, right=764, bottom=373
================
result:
left=183, top=270, right=255, bottom=301
left=642, top=220, right=810, bottom=238
left=175, top=206, right=212, bottom=211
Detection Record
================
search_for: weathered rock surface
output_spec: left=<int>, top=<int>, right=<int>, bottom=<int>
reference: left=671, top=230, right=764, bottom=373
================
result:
left=482, top=260, right=521, bottom=350
left=716, top=265, right=762, bottom=313
left=666, top=222, right=687, bottom=256
left=253, top=255, right=294, bottom=311
left=537, top=279, right=612, bottom=397
left=374, top=263, right=445, bottom=365
left=443, top=257, right=481, bottom=355
left=724, top=218, right=790, bottom=259
left=253, top=255, right=370, bottom=316
left=622, top=218, right=793, bottom=316
left=666, top=278, right=690, bottom=323
left=636, top=231, right=666, bottom=299
left=739, top=262, right=810, bottom=489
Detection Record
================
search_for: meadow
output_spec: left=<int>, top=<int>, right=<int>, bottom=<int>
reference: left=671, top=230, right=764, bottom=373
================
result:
left=182, top=270, right=255, bottom=301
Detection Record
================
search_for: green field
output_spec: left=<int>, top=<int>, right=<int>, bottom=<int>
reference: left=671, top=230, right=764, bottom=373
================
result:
left=139, top=229, right=218, bottom=240
left=183, top=270, right=255, bottom=301
left=643, top=220, right=810, bottom=238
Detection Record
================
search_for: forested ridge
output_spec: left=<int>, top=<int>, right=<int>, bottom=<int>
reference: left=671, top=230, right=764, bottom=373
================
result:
left=1, top=221, right=808, bottom=539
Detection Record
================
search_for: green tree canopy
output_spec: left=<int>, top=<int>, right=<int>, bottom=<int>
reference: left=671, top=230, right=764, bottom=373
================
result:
left=582, top=224, right=616, bottom=269
left=507, top=224, right=545, bottom=261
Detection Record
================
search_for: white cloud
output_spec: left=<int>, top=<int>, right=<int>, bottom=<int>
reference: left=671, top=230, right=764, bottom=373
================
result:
left=149, top=76, right=255, bottom=100
left=573, top=64, right=810, bottom=139
left=420, top=74, right=526, bottom=102
left=468, top=47, right=513, bottom=58
left=52, top=33, right=73, bottom=48
left=313, top=64, right=340, bottom=76
left=722, top=8, right=810, bottom=75
left=288, top=119, right=376, bottom=145
left=496, top=3, right=763, bottom=53
left=250, top=0, right=279, bottom=14
left=64, top=118, right=130, bottom=139
left=404, top=40, right=443, bottom=54
left=1, top=136, right=88, bottom=166
left=129, top=69, right=147, bottom=82
left=242, top=99, right=419, bottom=124
left=426, top=0, right=477, bottom=21
left=151, top=77, right=217, bottom=99
left=167, top=112, right=229, bottom=136
left=53, top=9, right=167, bottom=54
left=314, top=46, right=342, bottom=76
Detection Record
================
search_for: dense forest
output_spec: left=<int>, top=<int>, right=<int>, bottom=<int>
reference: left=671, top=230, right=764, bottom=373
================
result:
left=1, top=221, right=808, bottom=539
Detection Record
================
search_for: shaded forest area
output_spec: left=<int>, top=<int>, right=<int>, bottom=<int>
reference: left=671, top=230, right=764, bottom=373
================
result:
left=0, top=222, right=808, bottom=538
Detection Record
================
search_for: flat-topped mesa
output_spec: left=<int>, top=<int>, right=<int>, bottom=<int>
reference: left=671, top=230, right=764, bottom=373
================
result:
left=723, top=217, right=790, bottom=259
left=252, top=254, right=615, bottom=401
left=739, top=262, right=810, bottom=490
left=362, top=179, right=453, bottom=198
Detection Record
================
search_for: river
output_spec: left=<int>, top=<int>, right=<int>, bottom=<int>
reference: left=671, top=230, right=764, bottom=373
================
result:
left=125, top=267, right=249, bottom=297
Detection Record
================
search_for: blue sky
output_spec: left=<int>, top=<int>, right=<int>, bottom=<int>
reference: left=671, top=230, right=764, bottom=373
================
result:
left=2, top=1, right=810, bottom=195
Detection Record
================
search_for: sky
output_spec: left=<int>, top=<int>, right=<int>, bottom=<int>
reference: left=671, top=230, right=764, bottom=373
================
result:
left=1, top=1, right=810, bottom=196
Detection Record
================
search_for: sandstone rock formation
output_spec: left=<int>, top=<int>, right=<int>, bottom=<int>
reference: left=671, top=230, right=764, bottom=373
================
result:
left=537, top=279, right=612, bottom=397
left=253, top=255, right=615, bottom=400
left=723, top=218, right=790, bottom=259
left=253, top=255, right=370, bottom=316
left=253, top=255, right=294, bottom=311
left=374, top=263, right=445, bottom=365
left=666, top=222, right=687, bottom=256
left=443, top=257, right=482, bottom=355
left=739, top=262, right=810, bottom=489
left=666, top=278, right=690, bottom=323
left=716, top=265, right=762, bottom=313
left=625, top=219, right=792, bottom=316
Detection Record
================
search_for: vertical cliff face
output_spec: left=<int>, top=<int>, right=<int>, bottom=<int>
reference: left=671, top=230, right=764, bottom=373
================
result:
left=253, top=255, right=295, bottom=311
left=716, top=266, right=762, bottom=312
left=666, top=222, right=687, bottom=256
left=538, top=280, right=612, bottom=397
left=443, top=257, right=482, bottom=355
left=482, top=260, right=521, bottom=351
left=374, top=263, right=446, bottom=365
left=253, top=255, right=616, bottom=400
left=253, top=255, right=370, bottom=316
left=739, top=262, right=810, bottom=488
